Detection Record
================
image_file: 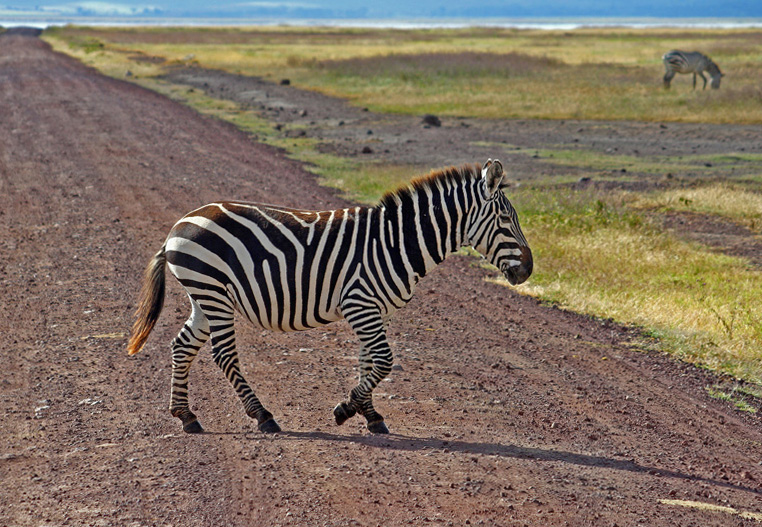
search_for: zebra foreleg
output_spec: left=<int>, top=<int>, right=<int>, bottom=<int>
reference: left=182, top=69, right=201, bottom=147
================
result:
left=169, top=298, right=210, bottom=433
left=333, top=344, right=373, bottom=426
left=209, top=319, right=281, bottom=433
left=336, top=305, right=393, bottom=434
left=663, top=71, right=675, bottom=89
left=698, top=71, right=707, bottom=90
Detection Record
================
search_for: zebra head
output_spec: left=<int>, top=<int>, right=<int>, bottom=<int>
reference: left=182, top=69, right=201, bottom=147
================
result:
left=707, top=60, right=723, bottom=89
left=467, top=159, right=533, bottom=286
left=710, top=72, right=723, bottom=89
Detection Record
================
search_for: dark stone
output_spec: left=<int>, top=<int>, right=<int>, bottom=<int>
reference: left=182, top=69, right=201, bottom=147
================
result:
left=422, top=114, right=442, bottom=127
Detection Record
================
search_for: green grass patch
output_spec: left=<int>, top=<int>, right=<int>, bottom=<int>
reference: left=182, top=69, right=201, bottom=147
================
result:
left=528, top=148, right=701, bottom=176
left=706, top=385, right=734, bottom=402
left=706, top=385, right=758, bottom=413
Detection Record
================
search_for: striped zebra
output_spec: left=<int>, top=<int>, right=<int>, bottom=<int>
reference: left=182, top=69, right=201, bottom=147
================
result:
left=662, top=50, right=723, bottom=90
left=127, top=159, right=533, bottom=435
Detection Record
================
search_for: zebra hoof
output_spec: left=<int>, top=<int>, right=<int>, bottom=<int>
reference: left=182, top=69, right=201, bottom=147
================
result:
left=183, top=419, right=204, bottom=434
left=366, top=420, right=389, bottom=434
left=258, top=418, right=282, bottom=434
left=333, top=402, right=356, bottom=425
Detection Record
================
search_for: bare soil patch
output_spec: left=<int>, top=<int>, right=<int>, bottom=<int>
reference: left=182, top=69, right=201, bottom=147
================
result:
left=662, top=212, right=762, bottom=268
left=163, top=65, right=762, bottom=164
left=3, top=33, right=762, bottom=527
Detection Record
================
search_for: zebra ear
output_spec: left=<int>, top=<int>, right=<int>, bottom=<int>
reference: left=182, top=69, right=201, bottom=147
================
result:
left=482, top=159, right=505, bottom=197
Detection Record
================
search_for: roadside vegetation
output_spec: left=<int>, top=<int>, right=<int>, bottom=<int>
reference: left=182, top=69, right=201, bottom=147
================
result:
left=513, top=188, right=762, bottom=383
left=43, top=26, right=762, bottom=386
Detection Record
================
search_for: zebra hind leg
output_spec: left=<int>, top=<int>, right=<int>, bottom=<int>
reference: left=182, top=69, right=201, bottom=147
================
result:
left=208, top=318, right=281, bottom=433
left=169, top=298, right=210, bottom=433
left=663, top=71, right=674, bottom=89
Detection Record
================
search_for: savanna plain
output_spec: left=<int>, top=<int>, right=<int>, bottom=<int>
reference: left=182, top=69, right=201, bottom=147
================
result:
left=3, top=24, right=762, bottom=526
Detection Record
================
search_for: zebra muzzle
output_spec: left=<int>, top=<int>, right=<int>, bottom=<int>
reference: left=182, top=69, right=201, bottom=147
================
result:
left=501, top=248, right=532, bottom=286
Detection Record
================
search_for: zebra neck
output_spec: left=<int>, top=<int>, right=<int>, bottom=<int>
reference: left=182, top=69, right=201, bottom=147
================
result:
left=379, top=186, right=468, bottom=280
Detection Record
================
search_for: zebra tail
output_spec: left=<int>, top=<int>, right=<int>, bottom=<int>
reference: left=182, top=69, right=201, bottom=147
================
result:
left=127, top=247, right=167, bottom=355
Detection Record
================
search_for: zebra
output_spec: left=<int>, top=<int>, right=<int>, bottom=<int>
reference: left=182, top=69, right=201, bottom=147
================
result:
left=662, top=50, right=723, bottom=90
left=127, top=159, right=533, bottom=435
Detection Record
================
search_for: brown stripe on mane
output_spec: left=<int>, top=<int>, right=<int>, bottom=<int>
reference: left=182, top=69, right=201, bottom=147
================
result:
left=377, top=163, right=481, bottom=210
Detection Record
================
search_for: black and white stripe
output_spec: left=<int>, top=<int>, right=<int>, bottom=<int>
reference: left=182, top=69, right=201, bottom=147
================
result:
left=663, top=50, right=723, bottom=90
left=127, top=159, right=533, bottom=434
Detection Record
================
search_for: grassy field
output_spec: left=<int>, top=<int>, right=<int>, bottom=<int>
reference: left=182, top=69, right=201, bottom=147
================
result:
left=42, top=26, right=762, bottom=389
left=45, top=25, right=762, bottom=123
left=514, top=187, right=762, bottom=384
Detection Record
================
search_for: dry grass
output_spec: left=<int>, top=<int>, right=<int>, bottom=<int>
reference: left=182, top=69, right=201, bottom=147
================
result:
left=633, top=184, right=762, bottom=232
left=318, top=51, right=563, bottom=77
left=510, top=188, right=762, bottom=382
left=44, top=26, right=762, bottom=123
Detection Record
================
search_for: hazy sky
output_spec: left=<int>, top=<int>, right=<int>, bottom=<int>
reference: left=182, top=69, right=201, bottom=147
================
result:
left=2, top=0, right=761, bottom=18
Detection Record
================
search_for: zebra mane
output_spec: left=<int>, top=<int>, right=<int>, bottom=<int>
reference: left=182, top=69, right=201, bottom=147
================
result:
left=377, top=163, right=481, bottom=210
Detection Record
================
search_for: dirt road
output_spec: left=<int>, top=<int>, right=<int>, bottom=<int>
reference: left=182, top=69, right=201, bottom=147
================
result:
left=2, top=32, right=762, bottom=526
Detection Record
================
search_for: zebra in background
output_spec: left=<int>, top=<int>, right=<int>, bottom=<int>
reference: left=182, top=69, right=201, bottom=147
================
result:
left=127, top=160, right=532, bottom=435
left=662, top=50, right=723, bottom=90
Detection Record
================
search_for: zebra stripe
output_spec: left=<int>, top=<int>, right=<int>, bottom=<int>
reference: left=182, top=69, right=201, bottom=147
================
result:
left=127, top=159, right=533, bottom=435
left=663, top=50, right=723, bottom=90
